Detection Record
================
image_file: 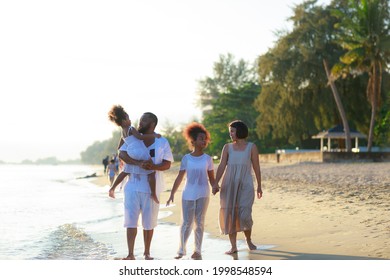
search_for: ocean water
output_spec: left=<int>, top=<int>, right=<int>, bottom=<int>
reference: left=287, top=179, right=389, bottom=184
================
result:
left=0, top=164, right=127, bottom=260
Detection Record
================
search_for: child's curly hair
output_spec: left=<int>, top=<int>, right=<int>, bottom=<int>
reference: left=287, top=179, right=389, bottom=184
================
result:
left=183, top=122, right=211, bottom=148
left=108, top=105, right=127, bottom=126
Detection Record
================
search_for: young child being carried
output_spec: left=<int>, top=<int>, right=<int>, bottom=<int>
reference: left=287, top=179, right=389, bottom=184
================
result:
left=108, top=105, right=160, bottom=203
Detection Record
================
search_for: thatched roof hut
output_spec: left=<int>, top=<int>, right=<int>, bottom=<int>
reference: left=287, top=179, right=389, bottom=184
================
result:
left=312, top=125, right=366, bottom=152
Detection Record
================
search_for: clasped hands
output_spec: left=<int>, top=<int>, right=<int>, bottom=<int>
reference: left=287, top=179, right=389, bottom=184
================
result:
left=140, top=159, right=154, bottom=170
left=212, top=183, right=220, bottom=195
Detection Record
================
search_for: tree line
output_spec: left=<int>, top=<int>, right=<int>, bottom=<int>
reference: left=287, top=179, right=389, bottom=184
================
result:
left=81, top=0, right=390, bottom=164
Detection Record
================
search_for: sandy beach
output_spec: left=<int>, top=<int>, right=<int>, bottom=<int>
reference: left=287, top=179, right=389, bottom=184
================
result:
left=92, top=161, right=390, bottom=260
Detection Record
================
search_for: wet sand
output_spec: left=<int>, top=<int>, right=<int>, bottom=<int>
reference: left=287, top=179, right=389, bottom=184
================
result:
left=92, top=161, right=390, bottom=260
left=102, top=206, right=275, bottom=260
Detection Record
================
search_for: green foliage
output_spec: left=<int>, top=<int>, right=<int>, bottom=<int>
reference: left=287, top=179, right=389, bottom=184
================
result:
left=375, top=108, right=390, bottom=146
left=160, top=121, right=188, bottom=160
left=256, top=1, right=334, bottom=146
left=374, top=82, right=390, bottom=146
left=197, top=54, right=262, bottom=156
left=331, top=0, right=390, bottom=150
left=80, top=130, right=121, bottom=164
left=197, top=53, right=258, bottom=113
left=203, top=83, right=262, bottom=155
left=254, top=0, right=376, bottom=150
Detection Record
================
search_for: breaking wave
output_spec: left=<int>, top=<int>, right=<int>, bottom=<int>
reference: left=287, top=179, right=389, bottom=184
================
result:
left=36, top=224, right=115, bottom=260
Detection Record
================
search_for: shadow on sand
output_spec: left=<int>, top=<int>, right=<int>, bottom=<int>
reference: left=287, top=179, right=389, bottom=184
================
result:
left=248, top=249, right=385, bottom=260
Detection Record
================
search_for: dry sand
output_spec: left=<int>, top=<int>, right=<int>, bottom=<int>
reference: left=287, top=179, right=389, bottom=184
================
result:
left=92, top=161, right=390, bottom=260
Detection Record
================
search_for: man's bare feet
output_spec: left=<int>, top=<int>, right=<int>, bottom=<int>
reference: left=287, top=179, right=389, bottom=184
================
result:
left=144, top=254, right=154, bottom=260
left=122, top=255, right=135, bottom=260
left=174, top=254, right=183, bottom=259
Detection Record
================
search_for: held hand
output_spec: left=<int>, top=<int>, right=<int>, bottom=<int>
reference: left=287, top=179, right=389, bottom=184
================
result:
left=141, top=159, right=154, bottom=170
left=166, top=195, right=174, bottom=206
left=109, top=188, right=116, bottom=199
left=257, top=187, right=263, bottom=199
left=212, top=183, right=220, bottom=195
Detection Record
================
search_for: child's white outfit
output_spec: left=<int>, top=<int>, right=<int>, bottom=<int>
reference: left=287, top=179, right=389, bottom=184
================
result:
left=177, top=153, right=214, bottom=256
left=123, top=126, right=153, bottom=176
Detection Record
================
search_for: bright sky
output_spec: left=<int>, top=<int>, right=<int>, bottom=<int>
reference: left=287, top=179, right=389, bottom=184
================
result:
left=0, top=0, right=329, bottom=163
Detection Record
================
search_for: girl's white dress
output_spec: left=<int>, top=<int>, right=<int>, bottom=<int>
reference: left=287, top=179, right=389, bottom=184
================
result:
left=123, top=127, right=153, bottom=175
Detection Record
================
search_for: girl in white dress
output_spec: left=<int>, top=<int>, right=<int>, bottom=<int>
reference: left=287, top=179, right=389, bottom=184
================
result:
left=166, top=122, right=216, bottom=260
left=108, top=105, right=160, bottom=203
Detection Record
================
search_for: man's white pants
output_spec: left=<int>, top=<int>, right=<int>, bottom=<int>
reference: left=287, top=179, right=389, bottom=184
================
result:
left=123, top=176, right=159, bottom=230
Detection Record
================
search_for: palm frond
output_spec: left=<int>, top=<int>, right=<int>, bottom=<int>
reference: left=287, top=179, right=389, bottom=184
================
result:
left=340, top=48, right=365, bottom=64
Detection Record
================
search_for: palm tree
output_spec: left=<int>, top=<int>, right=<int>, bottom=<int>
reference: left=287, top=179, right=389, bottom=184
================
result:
left=323, top=59, right=352, bottom=152
left=294, top=2, right=353, bottom=152
left=331, top=0, right=390, bottom=151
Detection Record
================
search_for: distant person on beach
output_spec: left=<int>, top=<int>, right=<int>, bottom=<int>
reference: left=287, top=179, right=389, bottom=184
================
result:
left=108, top=105, right=161, bottom=203
left=213, top=120, right=262, bottom=255
left=118, top=111, right=173, bottom=260
left=102, top=156, right=109, bottom=174
left=113, top=153, right=120, bottom=172
left=166, top=123, right=215, bottom=260
left=106, top=159, right=117, bottom=185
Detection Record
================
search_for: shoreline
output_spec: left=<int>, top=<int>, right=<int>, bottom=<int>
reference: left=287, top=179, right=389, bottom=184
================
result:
left=91, top=161, right=390, bottom=260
